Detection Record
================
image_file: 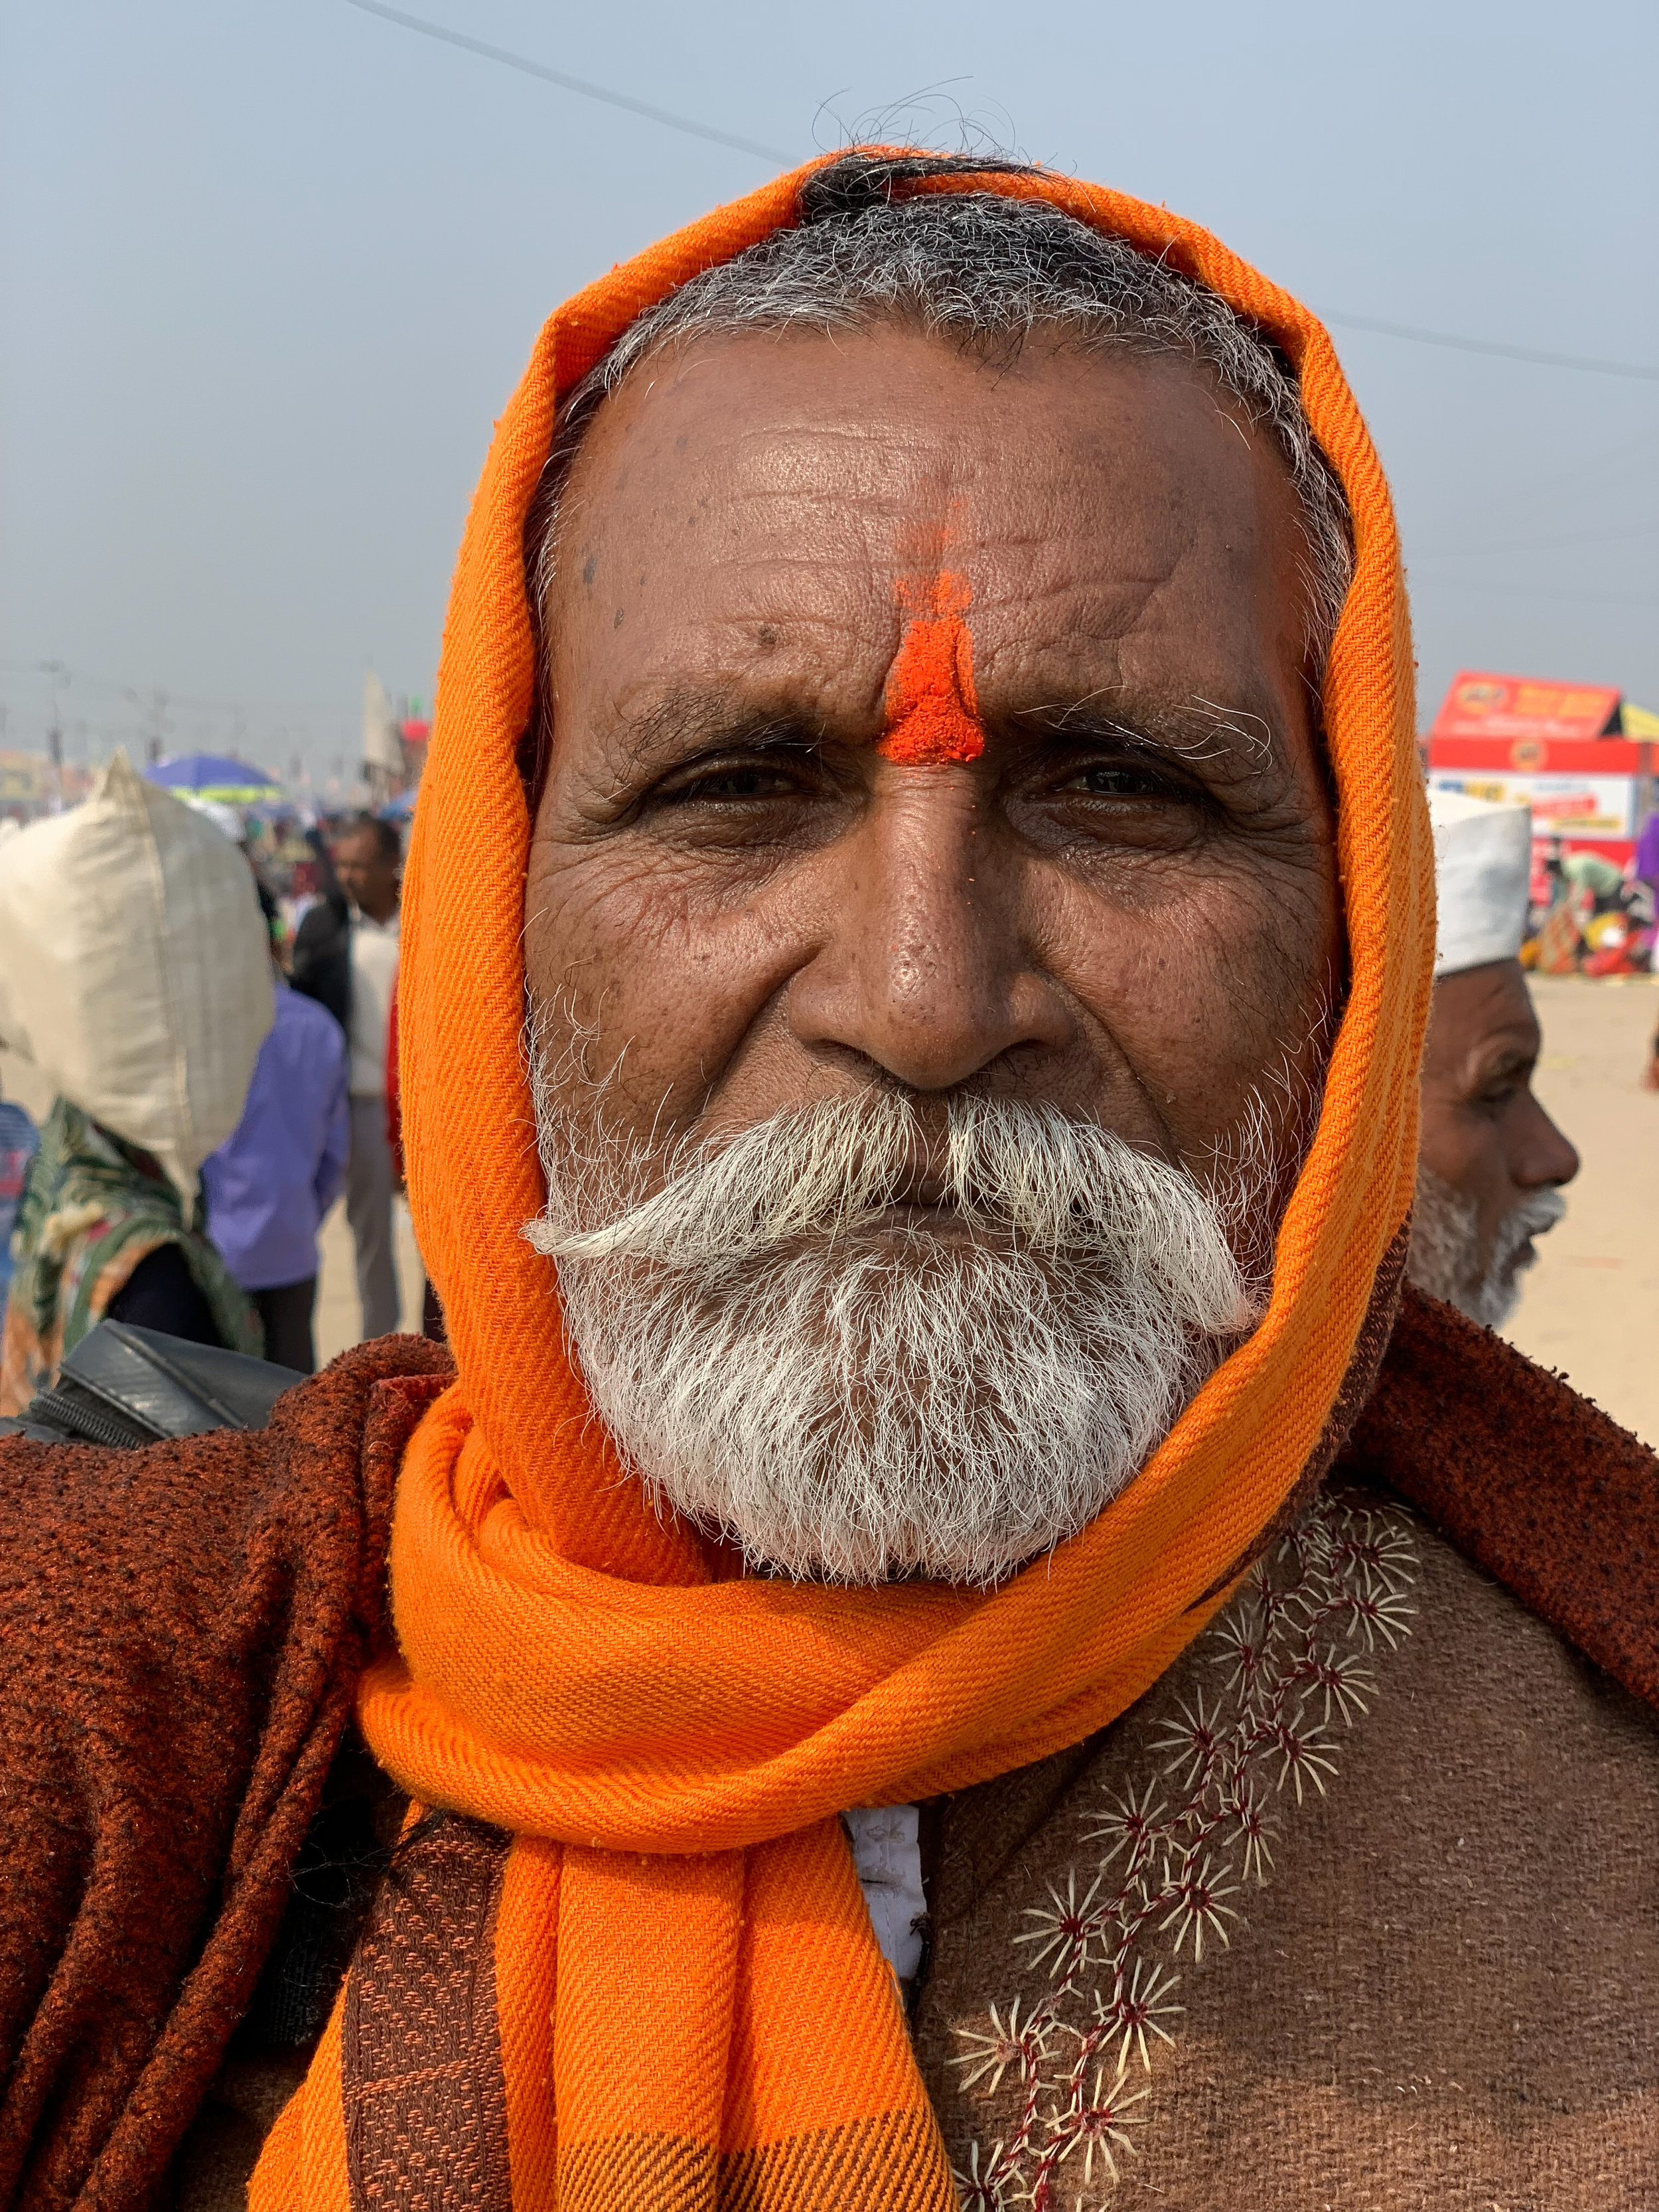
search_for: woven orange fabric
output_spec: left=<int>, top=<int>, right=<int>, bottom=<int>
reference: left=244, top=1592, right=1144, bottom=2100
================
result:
left=252, top=153, right=1429, bottom=2211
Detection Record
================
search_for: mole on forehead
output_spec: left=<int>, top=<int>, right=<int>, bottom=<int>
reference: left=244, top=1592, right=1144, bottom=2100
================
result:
left=580, top=537, right=1289, bottom=738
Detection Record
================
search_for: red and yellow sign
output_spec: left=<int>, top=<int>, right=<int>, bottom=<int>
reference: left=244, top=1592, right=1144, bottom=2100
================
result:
left=1429, top=670, right=1623, bottom=744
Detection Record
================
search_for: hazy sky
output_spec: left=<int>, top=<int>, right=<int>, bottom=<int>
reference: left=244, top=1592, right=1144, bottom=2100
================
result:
left=3, top=0, right=1654, bottom=786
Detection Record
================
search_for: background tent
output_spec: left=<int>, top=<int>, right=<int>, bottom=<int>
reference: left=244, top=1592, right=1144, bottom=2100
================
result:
left=146, top=753, right=287, bottom=806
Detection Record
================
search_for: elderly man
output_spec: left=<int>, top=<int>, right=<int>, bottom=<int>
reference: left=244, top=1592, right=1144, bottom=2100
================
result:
left=2, top=154, right=1654, bottom=2212
left=1407, top=790, right=1580, bottom=1325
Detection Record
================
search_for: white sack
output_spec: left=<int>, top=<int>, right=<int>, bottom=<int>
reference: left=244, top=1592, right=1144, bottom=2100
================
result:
left=0, top=751, right=273, bottom=1196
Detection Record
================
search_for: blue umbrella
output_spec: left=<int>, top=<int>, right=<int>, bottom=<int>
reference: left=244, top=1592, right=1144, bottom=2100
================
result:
left=146, top=753, right=286, bottom=804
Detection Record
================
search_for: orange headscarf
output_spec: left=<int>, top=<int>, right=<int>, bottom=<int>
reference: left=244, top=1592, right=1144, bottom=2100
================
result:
left=254, top=155, right=1429, bottom=2211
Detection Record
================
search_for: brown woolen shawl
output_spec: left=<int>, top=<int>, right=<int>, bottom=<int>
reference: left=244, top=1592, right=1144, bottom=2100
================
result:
left=0, top=1299, right=1654, bottom=2212
left=0, top=1336, right=451, bottom=2212
left=1352, top=1286, right=1659, bottom=1704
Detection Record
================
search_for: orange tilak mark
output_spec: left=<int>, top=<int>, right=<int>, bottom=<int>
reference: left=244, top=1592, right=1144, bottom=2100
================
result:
left=877, top=572, right=984, bottom=765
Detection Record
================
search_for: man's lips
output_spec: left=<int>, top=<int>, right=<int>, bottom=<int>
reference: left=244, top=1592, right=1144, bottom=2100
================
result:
left=860, top=1200, right=968, bottom=1233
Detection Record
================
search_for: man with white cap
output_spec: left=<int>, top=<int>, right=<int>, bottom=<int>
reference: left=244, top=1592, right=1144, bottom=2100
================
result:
left=1407, top=789, right=1579, bottom=1325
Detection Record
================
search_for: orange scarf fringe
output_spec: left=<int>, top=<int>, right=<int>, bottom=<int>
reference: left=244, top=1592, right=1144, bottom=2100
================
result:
left=252, top=152, right=1429, bottom=2212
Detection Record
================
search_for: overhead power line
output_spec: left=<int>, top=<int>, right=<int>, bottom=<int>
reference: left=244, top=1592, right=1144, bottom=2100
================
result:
left=340, top=0, right=792, bottom=165
left=1425, top=577, right=1656, bottom=607
left=1323, top=311, right=1657, bottom=382
left=339, top=1, right=1658, bottom=385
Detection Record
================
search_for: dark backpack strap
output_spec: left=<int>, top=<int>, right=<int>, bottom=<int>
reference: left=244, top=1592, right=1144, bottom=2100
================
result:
left=1, top=1319, right=305, bottom=1447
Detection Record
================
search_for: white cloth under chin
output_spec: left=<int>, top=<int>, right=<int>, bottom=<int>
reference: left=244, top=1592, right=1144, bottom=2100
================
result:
left=842, top=1803, right=927, bottom=1983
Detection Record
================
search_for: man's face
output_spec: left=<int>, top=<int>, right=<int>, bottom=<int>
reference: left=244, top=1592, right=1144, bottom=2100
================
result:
left=520, top=325, right=1344, bottom=1581
left=1411, top=958, right=1579, bottom=1324
left=526, top=327, right=1340, bottom=1189
left=333, top=830, right=399, bottom=921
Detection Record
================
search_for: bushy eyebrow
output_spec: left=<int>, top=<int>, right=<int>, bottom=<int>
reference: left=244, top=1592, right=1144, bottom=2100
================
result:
left=599, top=682, right=1285, bottom=794
left=999, top=699, right=1283, bottom=787
left=1469, top=1041, right=1538, bottom=1084
left=1013, top=694, right=1280, bottom=767
left=605, top=689, right=829, bottom=780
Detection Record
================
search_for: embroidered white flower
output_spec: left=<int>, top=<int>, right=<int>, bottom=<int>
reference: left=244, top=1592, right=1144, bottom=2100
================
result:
left=1012, top=1868, right=1109, bottom=1981
left=950, top=1489, right=1421, bottom=2203
left=1090, top=1955, right=1185, bottom=2074
left=951, top=2135, right=1021, bottom=2210
left=950, top=1995, right=1054, bottom=2096
left=1047, top=2059, right=1149, bottom=2189
left=1156, top=1848, right=1242, bottom=1961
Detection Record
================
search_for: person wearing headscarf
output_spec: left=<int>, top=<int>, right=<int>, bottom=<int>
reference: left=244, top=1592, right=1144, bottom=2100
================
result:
left=0, top=153, right=1654, bottom=2212
left=1, top=1094, right=262, bottom=1404
left=1406, top=790, right=1579, bottom=1325
left=0, top=761, right=270, bottom=1408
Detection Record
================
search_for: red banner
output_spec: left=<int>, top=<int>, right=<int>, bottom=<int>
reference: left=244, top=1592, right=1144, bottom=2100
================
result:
left=1429, top=670, right=1622, bottom=744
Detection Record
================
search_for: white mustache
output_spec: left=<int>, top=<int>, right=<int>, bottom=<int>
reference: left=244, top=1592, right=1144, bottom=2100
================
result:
left=1406, top=1169, right=1568, bottom=1331
left=1506, top=1184, right=1567, bottom=1244
left=524, top=1076, right=1282, bottom=1585
left=526, top=1090, right=1258, bottom=1333
left=1490, top=1184, right=1567, bottom=1283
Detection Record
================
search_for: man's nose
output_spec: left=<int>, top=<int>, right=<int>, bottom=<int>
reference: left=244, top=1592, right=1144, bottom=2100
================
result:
left=1512, top=1091, right=1580, bottom=1191
left=784, top=766, right=1072, bottom=1092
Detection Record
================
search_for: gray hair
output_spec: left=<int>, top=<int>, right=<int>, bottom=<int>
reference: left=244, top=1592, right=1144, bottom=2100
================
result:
left=524, top=151, right=1353, bottom=688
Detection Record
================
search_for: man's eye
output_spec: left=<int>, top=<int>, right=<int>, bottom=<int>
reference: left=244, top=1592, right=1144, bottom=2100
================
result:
left=666, top=764, right=798, bottom=802
left=1472, top=1077, right=1523, bottom=1118
left=1077, top=763, right=1169, bottom=799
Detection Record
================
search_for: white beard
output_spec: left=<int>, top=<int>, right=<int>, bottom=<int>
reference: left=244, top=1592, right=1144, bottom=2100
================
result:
left=1406, top=1165, right=1566, bottom=1329
left=524, top=1076, right=1271, bottom=1589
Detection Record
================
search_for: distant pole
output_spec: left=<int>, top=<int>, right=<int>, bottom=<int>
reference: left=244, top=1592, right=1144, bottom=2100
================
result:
left=145, top=686, right=168, bottom=766
left=41, top=661, right=68, bottom=810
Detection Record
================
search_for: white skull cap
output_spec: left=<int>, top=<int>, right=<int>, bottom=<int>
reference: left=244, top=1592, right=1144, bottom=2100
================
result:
left=1427, top=788, right=1534, bottom=978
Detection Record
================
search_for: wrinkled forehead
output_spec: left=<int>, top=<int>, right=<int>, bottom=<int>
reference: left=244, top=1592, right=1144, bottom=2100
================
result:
left=536, top=325, right=1318, bottom=764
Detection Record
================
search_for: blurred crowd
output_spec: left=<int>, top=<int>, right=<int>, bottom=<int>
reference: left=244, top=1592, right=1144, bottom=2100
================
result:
left=0, top=772, right=423, bottom=1414
left=0, top=761, right=1630, bottom=1419
left=1523, top=826, right=1659, bottom=980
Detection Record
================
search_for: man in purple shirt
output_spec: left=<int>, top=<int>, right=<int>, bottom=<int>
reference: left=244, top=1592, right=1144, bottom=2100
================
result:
left=201, top=982, right=350, bottom=1372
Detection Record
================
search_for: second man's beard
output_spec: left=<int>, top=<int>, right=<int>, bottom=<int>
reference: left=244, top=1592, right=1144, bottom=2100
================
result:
left=524, top=1074, right=1295, bottom=1591
left=1406, top=1165, right=1566, bottom=1330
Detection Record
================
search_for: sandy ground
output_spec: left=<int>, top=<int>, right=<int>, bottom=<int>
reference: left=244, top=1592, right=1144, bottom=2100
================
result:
left=1498, top=974, right=1659, bottom=1446
left=314, top=1193, right=426, bottom=1365
left=8, top=977, right=1658, bottom=1442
